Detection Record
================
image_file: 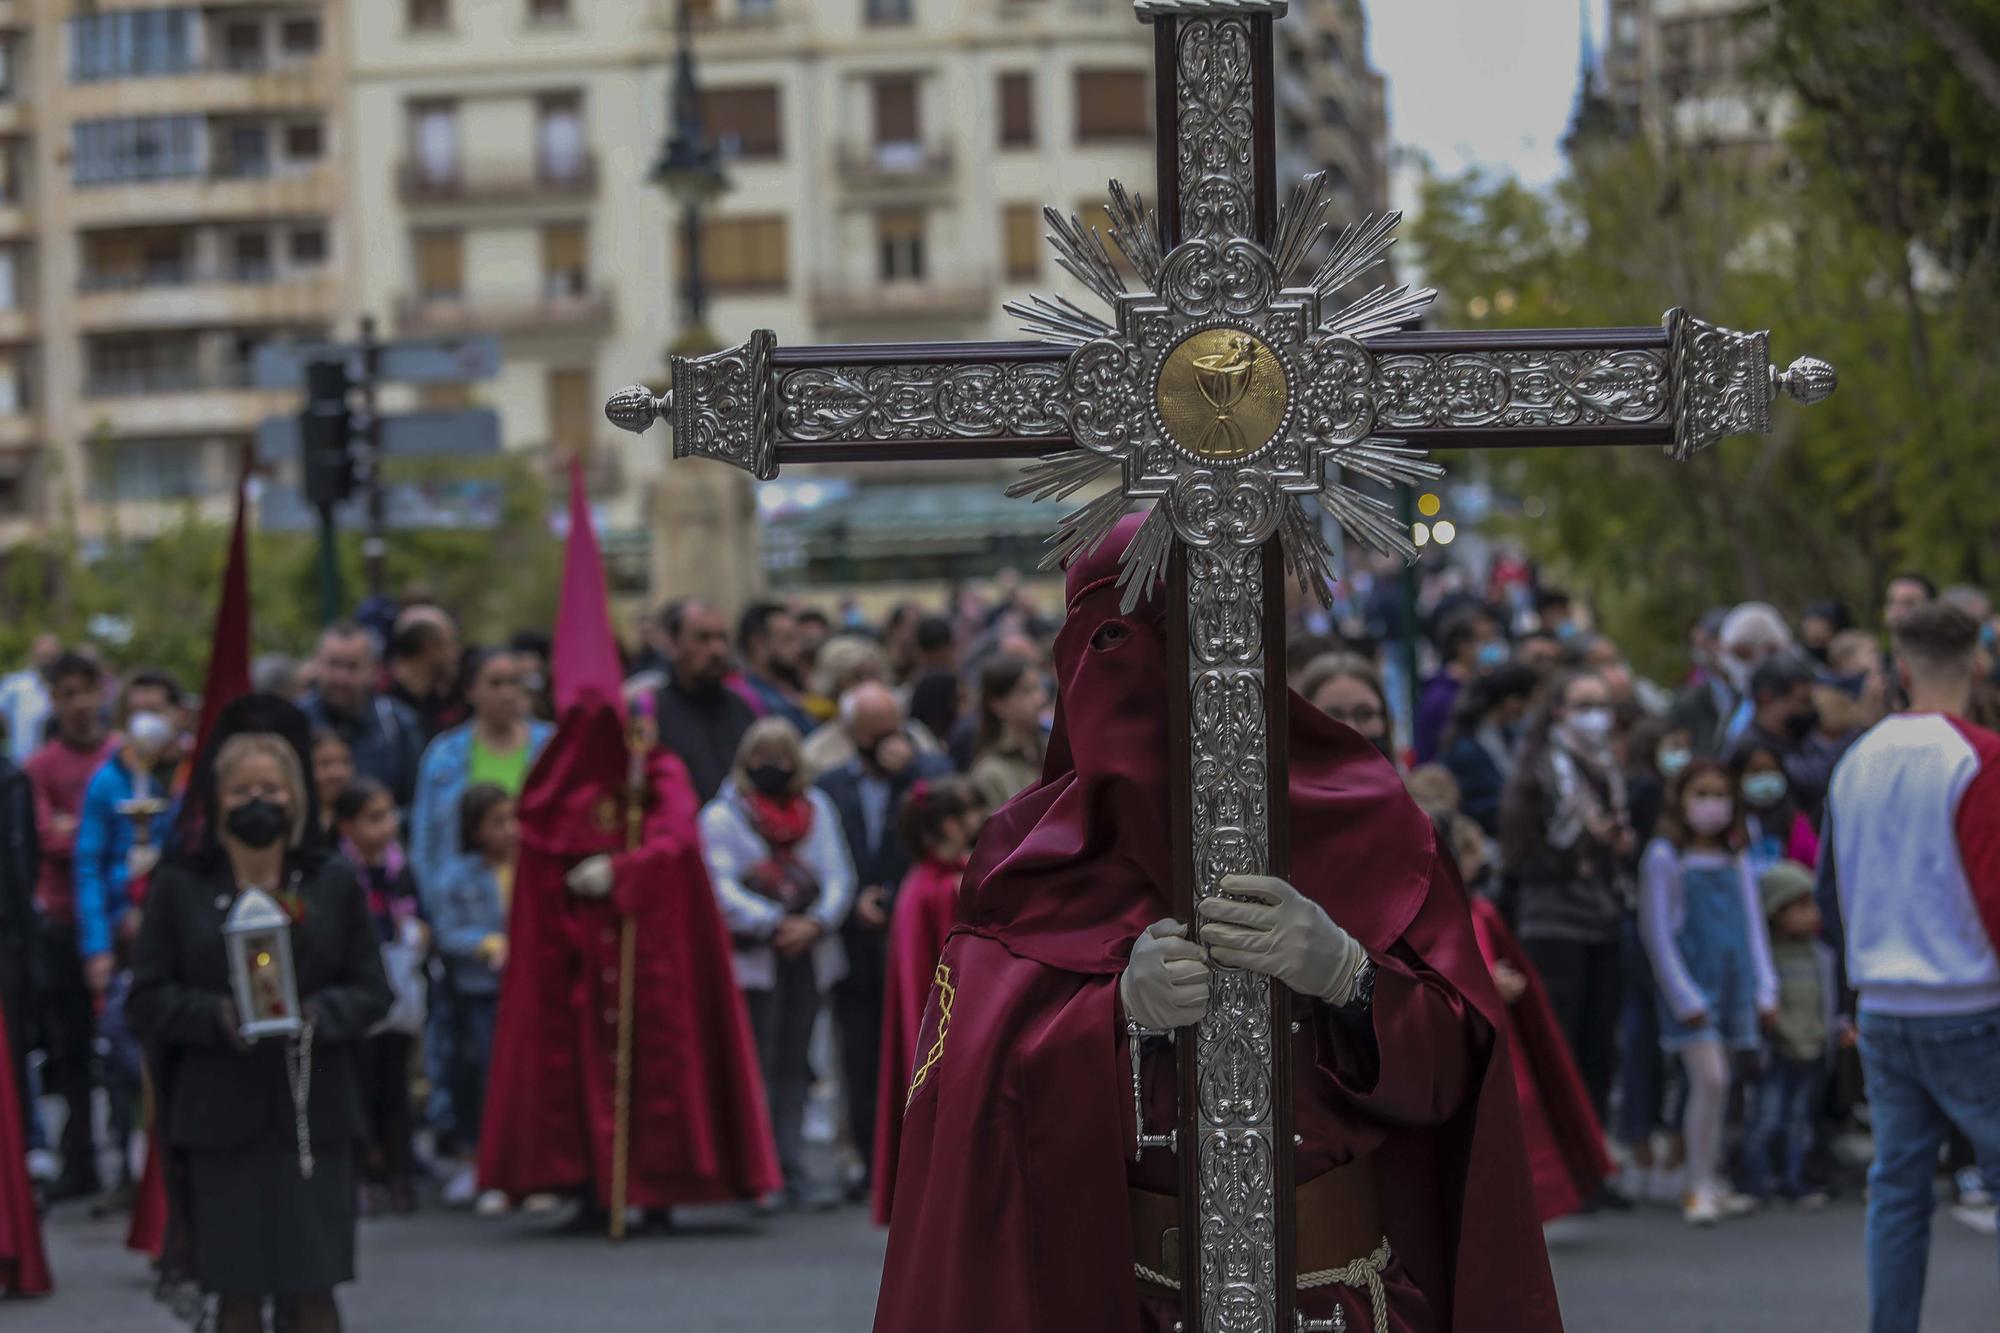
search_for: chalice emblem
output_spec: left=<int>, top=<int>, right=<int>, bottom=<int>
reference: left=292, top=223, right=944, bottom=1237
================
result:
left=1155, top=327, right=1289, bottom=462
left=1192, top=335, right=1257, bottom=459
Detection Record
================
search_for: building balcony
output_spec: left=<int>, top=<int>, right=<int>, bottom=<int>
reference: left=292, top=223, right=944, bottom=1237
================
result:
left=63, top=56, right=333, bottom=120
left=835, top=141, right=955, bottom=197
left=397, top=156, right=599, bottom=207
left=0, top=412, right=34, bottom=451
left=74, top=269, right=338, bottom=331
left=395, top=287, right=615, bottom=338
left=810, top=273, right=996, bottom=325
left=65, top=169, right=335, bottom=228
left=79, top=372, right=288, bottom=437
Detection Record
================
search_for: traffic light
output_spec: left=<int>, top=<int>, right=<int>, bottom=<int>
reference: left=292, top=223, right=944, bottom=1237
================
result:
left=300, top=358, right=354, bottom=509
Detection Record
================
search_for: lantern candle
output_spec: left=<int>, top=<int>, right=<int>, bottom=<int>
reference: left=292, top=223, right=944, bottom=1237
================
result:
left=223, top=888, right=303, bottom=1041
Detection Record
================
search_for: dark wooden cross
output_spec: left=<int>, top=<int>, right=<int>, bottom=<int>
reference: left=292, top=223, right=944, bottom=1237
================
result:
left=607, top=4, right=1834, bottom=1329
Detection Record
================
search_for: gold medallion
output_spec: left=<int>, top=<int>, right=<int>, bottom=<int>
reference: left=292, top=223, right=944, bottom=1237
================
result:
left=1155, top=327, right=1289, bottom=461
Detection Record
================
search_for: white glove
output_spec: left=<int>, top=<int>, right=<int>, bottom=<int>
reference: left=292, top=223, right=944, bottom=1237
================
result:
left=1120, top=919, right=1211, bottom=1031
left=1198, top=874, right=1369, bottom=1006
left=566, top=855, right=616, bottom=900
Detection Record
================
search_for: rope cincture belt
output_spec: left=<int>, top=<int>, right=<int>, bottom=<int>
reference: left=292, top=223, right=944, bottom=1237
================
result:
left=1134, top=1238, right=1393, bottom=1333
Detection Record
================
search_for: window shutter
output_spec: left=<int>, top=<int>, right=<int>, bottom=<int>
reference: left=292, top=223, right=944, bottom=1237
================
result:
left=873, top=77, right=920, bottom=146
left=999, top=73, right=1034, bottom=148
left=1075, top=69, right=1150, bottom=143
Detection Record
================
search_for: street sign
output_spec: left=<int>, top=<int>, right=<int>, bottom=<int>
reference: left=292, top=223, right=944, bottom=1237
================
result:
left=257, top=408, right=502, bottom=466
left=252, top=335, right=501, bottom=390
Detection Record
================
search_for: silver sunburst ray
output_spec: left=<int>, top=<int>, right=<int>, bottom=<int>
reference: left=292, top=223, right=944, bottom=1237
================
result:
left=1005, top=293, right=1116, bottom=348
left=1043, top=206, right=1128, bottom=308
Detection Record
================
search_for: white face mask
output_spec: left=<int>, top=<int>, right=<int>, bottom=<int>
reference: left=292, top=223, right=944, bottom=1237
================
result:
left=127, top=710, right=174, bottom=756
left=1564, top=706, right=1615, bottom=744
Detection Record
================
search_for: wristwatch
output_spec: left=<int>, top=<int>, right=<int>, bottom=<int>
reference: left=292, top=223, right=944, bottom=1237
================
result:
left=1342, top=957, right=1377, bottom=1013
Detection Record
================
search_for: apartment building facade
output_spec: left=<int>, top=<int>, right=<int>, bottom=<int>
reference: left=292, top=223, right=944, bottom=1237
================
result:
left=0, top=0, right=351, bottom=539
left=1598, top=0, right=1790, bottom=151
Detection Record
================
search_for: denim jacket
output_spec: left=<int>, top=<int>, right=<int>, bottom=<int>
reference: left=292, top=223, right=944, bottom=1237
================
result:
left=408, top=721, right=552, bottom=902
left=426, top=853, right=508, bottom=997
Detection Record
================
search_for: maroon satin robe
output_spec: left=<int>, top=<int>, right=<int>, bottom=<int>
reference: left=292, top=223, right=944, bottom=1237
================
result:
left=874, top=515, right=1560, bottom=1333
left=478, top=701, right=781, bottom=1208
left=872, top=856, right=964, bottom=1226
left=1469, top=895, right=1613, bottom=1224
left=0, top=993, right=49, bottom=1295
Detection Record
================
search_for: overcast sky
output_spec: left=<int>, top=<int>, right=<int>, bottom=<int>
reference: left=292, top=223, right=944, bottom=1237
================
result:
left=1368, top=0, right=1590, bottom=213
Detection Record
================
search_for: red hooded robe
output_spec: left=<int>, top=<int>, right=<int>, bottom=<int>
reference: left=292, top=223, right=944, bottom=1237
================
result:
left=871, top=855, right=965, bottom=1225
left=476, top=461, right=780, bottom=1208
left=874, top=516, right=1561, bottom=1333
left=0, top=991, right=49, bottom=1296
left=1468, top=895, right=1614, bottom=1224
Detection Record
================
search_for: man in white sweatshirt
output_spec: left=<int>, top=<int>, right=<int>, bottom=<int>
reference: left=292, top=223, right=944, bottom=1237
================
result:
left=1823, top=601, right=2000, bottom=1333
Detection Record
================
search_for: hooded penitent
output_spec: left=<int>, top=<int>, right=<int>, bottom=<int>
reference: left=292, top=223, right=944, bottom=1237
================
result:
left=476, top=460, right=780, bottom=1209
left=873, top=514, right=1560, bottom=1333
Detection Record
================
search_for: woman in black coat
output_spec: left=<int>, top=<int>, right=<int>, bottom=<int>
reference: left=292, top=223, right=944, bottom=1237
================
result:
left=128, top=702, right=390, bottom=1333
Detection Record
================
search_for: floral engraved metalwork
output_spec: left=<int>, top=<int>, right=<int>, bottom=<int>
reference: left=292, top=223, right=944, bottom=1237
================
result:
left=774, top=362, right=1069, bottom=443
left=1186, top=541, right=1277, bottom=1333
left=1372, top=348, right=1671, bottom=431
left=669, top=331, right=778, bottom=480
left=1177, top=17, right=1257, bottom=245
left=1668, top=307, right=1770, bottom=460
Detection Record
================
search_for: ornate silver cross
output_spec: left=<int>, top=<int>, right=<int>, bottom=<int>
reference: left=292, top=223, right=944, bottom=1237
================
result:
left=608, top=4, right=1833, bottom=1330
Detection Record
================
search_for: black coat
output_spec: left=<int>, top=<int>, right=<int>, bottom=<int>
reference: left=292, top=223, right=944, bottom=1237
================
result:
left=817, top=754, right=952, bottom=987
left=655, top=676, right=758, bottom=805
left=127, top=856, right=391, bottom=1152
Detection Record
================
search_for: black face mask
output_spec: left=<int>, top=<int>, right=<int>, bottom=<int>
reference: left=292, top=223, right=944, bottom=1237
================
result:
left=747, top=764, right=794, bottom=799
left=1785, top=707, right=1820, bottom=741
left=860, top=732, right=911, bottom=776
left=226, top=798, right=291, bottom=851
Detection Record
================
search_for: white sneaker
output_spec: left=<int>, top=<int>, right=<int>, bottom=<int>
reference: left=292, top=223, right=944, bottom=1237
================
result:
left=1716, top=1191, right=1760, bottom=1220
left=1951, top=1203, right=1998, bottom=1237
left=474, top=1189, right=510, bottom=1218
left=24, top=1149, right=57, bottom=1184
left=1954, top=1167, right=1993, bottom=1208
left=440, top=1165, right=478, bottom=1208
left=521, top=1193, right=562, bottom=1217
left=1683, top=1188, right=1721, bottom=1227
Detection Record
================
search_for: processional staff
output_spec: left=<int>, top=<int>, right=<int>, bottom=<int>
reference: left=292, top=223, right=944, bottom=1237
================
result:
left=607, top=2, right=1834, bottom=1326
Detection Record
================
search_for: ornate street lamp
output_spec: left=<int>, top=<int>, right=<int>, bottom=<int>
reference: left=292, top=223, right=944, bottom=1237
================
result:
left=654, top=0, right=731, bottom=356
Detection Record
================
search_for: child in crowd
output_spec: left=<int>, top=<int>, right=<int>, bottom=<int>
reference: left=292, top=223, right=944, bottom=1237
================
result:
left=1638, top=760, right=1777, bottom=1227
left=310, top=728, right=356, bottom=837
left=427, top=784, right=517, bottom=1215
left=334, top=778, right=427, bottom=1215
left=1742, top=861, right=1831, bottom=1209
left=1731, top=740, right=1817, bottom=874
left=873, top=777, right=983, bottom=1225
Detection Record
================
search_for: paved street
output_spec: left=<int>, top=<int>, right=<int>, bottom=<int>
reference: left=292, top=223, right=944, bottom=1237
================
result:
left=13, top=1193, right=1991, bottom=1332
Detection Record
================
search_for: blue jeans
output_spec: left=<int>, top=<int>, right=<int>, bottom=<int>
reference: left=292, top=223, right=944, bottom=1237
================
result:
left=1858, top=1008, right=2000, bottom=1333
left=1743, top=1053, right=1823, bottom=1199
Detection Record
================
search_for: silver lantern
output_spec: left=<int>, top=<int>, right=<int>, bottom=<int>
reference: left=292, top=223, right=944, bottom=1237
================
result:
left=223, top=888, right=302, bottom=1042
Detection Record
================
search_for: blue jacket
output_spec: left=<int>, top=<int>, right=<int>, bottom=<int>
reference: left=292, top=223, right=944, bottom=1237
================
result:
left=75, top=753, right=179, bottom=959
left=426, top=853, right=508, bottom=997
left=408, top=721, right=553, bottom=901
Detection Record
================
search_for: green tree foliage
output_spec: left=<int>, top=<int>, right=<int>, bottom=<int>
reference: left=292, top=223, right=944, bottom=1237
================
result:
left=0, top=455, right=563, bottom=684
left=1407, top=77, right=2000, bottom=675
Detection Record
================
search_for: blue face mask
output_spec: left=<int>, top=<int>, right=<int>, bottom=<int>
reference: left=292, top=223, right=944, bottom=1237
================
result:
left=1741, top=771, right=1789, bottom=809
left=1475, top=641, right=1509, bottom=670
